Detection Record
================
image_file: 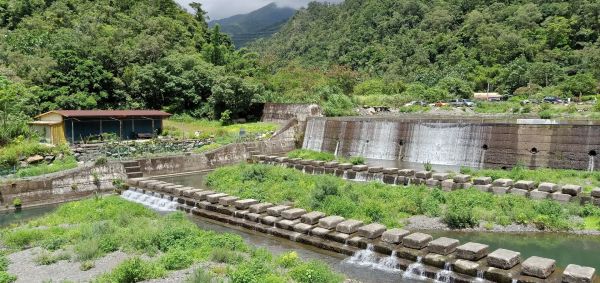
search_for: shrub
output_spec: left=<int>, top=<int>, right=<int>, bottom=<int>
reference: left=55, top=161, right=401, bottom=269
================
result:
left=423, top=162, right=432, bottom=171
left=186, top=269, right=216, bottom=283
left=12, top=198, right=21, bottom=207
left=100, top=257, right=165, bottom=283
left=287, top=149, right=336, bottom=162
left=0, top=255, right=9, bottom=271
left=0, top=271, right=17, bottom=283
left=539, top=110, right=553, bottom=119
left=348, top=156, right=365, bottom=165
left=229, top=258, right=271, bottom=283
left=289, top=261, right=343, bottom=283
left=3, top=229, right=46, bottom=248
left=94, top=156, right=108, bottom=166
left=74, top=239, right=102, bottom=261
left=160, top=248, right=194, bottom=270
left=80, top=261, right=95, bottom=271
left=277, top=252, right=299, bottom=268
left=210, top=248, right=242, bottom=264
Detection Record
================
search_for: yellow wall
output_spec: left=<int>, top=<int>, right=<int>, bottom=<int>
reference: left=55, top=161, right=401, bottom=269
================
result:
left=39, top=113, right=64, bottom=122
left=51, top=123, right=67, bottom=144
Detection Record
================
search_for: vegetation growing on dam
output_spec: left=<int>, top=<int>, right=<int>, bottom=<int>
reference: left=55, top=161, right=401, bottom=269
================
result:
left=0, top=196, right=342, bottom=283
left=206, top=164, right=600, bottom=231
left=287, top=149, right=365, bottom=165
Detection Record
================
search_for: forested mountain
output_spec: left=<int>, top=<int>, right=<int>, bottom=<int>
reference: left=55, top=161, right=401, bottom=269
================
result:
left=255, top=0, right=600, bottom=97
left=209, top=3, right=296, bottom=48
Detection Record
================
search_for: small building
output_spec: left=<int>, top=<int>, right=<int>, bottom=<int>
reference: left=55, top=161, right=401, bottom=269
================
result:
left=29, top=110, right=172, bottom=144
left=473, top=92, right=503, bottom=101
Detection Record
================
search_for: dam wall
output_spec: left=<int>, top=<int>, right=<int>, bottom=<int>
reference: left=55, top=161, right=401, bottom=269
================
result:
left=302, top=117, right=600, bottom=170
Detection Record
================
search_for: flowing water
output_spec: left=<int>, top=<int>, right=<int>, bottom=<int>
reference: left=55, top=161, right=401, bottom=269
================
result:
left=120, top=189, right=178, bottom=212
left=0, top=204, right=58, bottom=228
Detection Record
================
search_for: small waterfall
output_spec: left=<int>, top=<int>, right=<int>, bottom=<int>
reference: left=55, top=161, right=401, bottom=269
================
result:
left=589, top=155, right=595, bottom=172
left=345, top=246, right=401, bottom=273
left=435, top=262, right=453, bottom=283
left=303, top=119, right=327, bottom=151
left=403, top=257, right=424, bottom=279
left=511, top=279, right=518, bottom=283
left=373, top=173, right=384, bottom=183
left=356, top=172, right=368, bottom=182
left=342, top=171, right=349, bottom=180
left=121, top=189, right=178, bottom=212
left=334, top=140, right=340, bottom=157
left=475, top=270, right=485, bottom=282
left=379, top=251, right=398, bottom=269
left=302, top=167, right=306, bottom=174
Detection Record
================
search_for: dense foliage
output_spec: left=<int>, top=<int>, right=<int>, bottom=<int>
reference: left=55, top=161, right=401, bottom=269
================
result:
left=255, top=0, right=600, bottom=101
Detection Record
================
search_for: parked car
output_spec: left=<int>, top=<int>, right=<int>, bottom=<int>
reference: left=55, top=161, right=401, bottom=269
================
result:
left=404, top=101, right=428, bottom=107
left=434, top=101, right=448, bottom=107
left=543, top=96, right=563, bottom=104
left=449, top=99, right=475, bottom=107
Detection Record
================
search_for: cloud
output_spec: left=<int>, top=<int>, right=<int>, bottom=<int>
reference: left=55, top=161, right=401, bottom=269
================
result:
left=176, top=0, right=343, bottom=20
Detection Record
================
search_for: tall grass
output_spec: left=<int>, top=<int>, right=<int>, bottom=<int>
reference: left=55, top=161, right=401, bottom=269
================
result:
left=287, top=149, right=366, bottom=165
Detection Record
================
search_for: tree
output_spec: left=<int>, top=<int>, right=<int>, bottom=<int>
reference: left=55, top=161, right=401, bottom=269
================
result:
left=437, top=77, right=473, bottom=99
left=189, top=2, right=209, bottom=29
left=561, top=73, right=597, bottom=98
left=209, top=76, right=262, bottom=120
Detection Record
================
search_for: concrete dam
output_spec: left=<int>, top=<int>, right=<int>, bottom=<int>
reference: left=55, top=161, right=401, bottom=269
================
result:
left=302, top=117, right=600, bottom=170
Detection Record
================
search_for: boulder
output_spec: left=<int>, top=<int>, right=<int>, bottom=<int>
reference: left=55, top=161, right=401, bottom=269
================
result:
left=456, top=242, right=489, bottom=261
left=562, top=264, right=596, bottom=283
left=522, top=256, right=556, bottom=279
left=381, top=228, right=410, bottom=244
left=473, top=176, right=492, bottom=185
left=336, top=219, right=364, bottom=234
left=318, top=216, right=345, bottom=229
left=538, top=182, right=559, bottom=193
left=26, top=155, right=44, bottom=164
left=402, top=233, right=433, bottom=250
left=427, top=237, right=459, bottom=255
left=487, top=249, right=521, bottom=269
left=562, top=185, right=583, bottom=196
left=357, top=223, right=386, bottom=239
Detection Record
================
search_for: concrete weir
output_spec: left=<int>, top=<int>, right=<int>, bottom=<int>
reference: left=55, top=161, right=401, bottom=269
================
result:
left=126, top=177, right=596, bottom=283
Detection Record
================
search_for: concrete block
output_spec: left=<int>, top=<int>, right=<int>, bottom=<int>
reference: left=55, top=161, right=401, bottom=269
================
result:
left=427, top=237, right=459, bottom=255
left=261, top=215, right=280, bottom=226
left=510, top=188, right=529, bottom=197
left=453, top=174, right=472, bottom=183
left=219, top=196, right=239, bottom=206
left=357, top=223, right=386, bottom=239
left=415, top=171, right=433, bottom=179
left=562, top=185, right=583, bottom=196
left=368, top=166, right=383, bottom=173
left=458, top=182, right=473, bottom=189
left=514, top=180, right=536, bottom=191
left=234, top=199, right=259, bottom=210
left=529, top=190, right=549, bottom=200
left=551, top=192, right=572, bottom=203
left=474, top=184, right=492, bottom=193
left=426, top=179, right=441, bottom=187
left=595, top=198, right=600, bottom=207
left=293, top=223, right=313, bottom=234
left=338, top=163, right=353, bottom=170
left=522, top=256, right=556, bottom=279
left=383, top=167, right=399, bottom=174
left=301, top=211, right=326, bottom=225
left=491, top=186, right=510, bottom=195
left=277, top=219, right=300, bottom=230
left=456, top=242, right=489, bottom=261
left=432, top=172, right=451, bottom=181
left=403, top=233, right=433, bottom=250
left=538, top=182, right=559, bottom=193
left=398, top=169, right=415, bottom=177
left=249, top=202, right=273, bottom=213
left=382, top=228, right=410, bottom=244
left=493, top=178, right=514, bottom=187
left=487, top=249, right=521, bottom=269
left=267, top=205, right=291, bottom=216
left=281, top=208, right=307, bottom=220
left=442, top=179, right=457, bottom=191
left=246, top=213, right=261, bottom=222
left=194, top=190, right=216, bottom=200
left=453, top=259, right=480, bottom=277
left=324, top=161, right=339, bottom=168
left=562, top=264, right=596, bottom=283
left=591, top=188, right=600, bottom=198
left=473, top=176, right=492, bottom=185
left=206, top=193, right=228, bottom=204
left=352, top=165, right=368, bottom=172
left=311, top=227, right=331, bottom=237
left=336, top=219, right=364, bottom=234
left=311, top=160, right=325, bottom=167
left=319, top=216, right=345, bottom=229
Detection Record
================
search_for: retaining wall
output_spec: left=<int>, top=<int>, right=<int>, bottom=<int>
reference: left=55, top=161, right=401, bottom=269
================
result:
left=261, top=103, right=323, bottom=124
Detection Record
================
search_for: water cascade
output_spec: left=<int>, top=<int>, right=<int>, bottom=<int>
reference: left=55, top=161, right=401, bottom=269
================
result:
left=379, top=251, right=398, bottom=270
left=475, top=270, right=485, bottom=282
left=121, top=189, right=178, bottom=212
left=403, top=257, right=425, bottom=279
left=345, top=244, right=400, bottom=273
left=303, top=119, right=327, bottom=151
left=342, top=171, right=349, bottom=180
left=334, top=140, right=340, bottom=157
left=589, top=155, right=595, bottom=172
left=434, top=262, right=453, bottom=283
left=355, top=172, right=368, bottom=182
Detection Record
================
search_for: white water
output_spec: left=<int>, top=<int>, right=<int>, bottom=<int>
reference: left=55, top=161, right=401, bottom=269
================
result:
left=379, top=251, right=398, bottom=269
left=434, top=262, right=453, bottom=283
left=303, top=119, right=327, bottom=151
left=403, top=256, right=425, bottom=279
left=121, top=189, right=178, bottom=212
left=475, top=270, right=485, bottom=282
left=345, top=244, right=400, bottom=272
left=355, top=172, right=368, bottom=182
left=589, top=155, right=595, bottom=172
left=334, top=140, right=340, bottom=157
left=342, top=171, right=349, bottom=180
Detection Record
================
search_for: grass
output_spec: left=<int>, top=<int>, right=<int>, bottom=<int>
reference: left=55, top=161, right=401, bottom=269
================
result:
left=205, top=164, right=600, bottom=230
left=287, top=149, right=366, bottom=165
left=0, top=196, right=343, bottom=283
left=12, top=156, right=78, bottom=178
left=163, top=115, right=278, bottom=141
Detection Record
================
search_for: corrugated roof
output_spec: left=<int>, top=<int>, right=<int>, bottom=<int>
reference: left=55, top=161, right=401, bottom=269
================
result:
left=36, top=110, right=172, bottom=118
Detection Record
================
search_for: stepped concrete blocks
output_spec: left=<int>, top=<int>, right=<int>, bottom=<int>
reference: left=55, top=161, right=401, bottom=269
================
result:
left=277, top=219, right=300, bottom=230
left=275, top=157, right=289, bottom=163
left=562, top=184, right=583, bottom=196
left=245, top=213, right=261, bottom=222
left=426, top=179, right=441, bottom=187
left=510, top=188, right=529, bottom=197
left=473, top=176, right=492, bottom=185
left=493, top=178, right=514, bottom=187
left=368, top=166, right=383, bottom=173
left=591, top=188, right=600, bottom=198
left=538, top=182, right=560, bottom=193
left=234, top=199, right=259, bottom=210
left=319, top=216, right=345, bottom=229
left=301, top=211, right=326, bottom=225
left=432, top=172, right=451, bottom=181
left=382, top=228, right=410, bottom=244
left=206, top=193, right=228, bottom=204
left=427, top=237, right=459, bottom=255
left=398, top=169, right=415, bottom=177
left=457, top=182, right=473, bottom=189
left=352, top=165, right=368, bottom=172
left=530, top=190, right=549, bottom=200
left=249, top=202, right=273, bottom=214
left=562, top=264, right=596, bottom=283
left=487, top=249, right=521, bottom=270
left=514, top=180, right=536, bottom=191
left=194, top=190, right=216, bottom=201
left=281, top=208, right=307, bottom=220
left=267, top=205, right=291, bottom=216
left=328, top=231, right=352, bottom=243
left=219, top=196, right=239, bottom=206
left=453, top=174, right=472, bottom=183
left=338, top=163, right=353, bottom=170
left=551, top=192, right=572, bottom=203
left=415, top=171, right=433, bottom=179
left=456, top=242, right=489, bottom=261
left=442, top=179, right=457, bottom=191
left=383, top=167, right=399, bottom=174
left=311, top=160, right=325, bottom=167
left=423, top=253, right=448, bottom=269
left=311, top=227, right=331, bottom=237
left=403, top=233, right=433, bottom=250
left=324, top=161, right=339, bottom=168
left=336, top=219, right=364, bottom=234
left=453, top=259, right=480, bottom=277
left=474, top=184, right=492, bottom=193
left=491, top=186, right=510, bottom=195
left=260, top=215, right=280, bottom=226
left=358, top=223, right=387, bottom=239
left=233, top=210, right=249, bottom=219
left=293, top=223, right=313, bottom=234
left=300, top=159, right=313, bottom=166
left=383, top=175, right=397, bottom=184
left=522, top=256, right=556, bottom=279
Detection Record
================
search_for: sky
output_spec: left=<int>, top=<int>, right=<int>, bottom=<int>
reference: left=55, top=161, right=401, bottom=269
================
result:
left=175, top=0, right=344, bottom=20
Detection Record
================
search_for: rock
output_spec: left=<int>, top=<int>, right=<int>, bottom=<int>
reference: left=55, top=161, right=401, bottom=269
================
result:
left=473, top=176, right=492, bottom=185
left=456, top=242, right=489, bottom=261
left=318, top=216, right=345, bottom=229
left=382, top=228, right=410, bottom=244
left=311, top=227, right=331, bottom=237
left=562, top=185, right=583, bottom=196
left=591, top=188, right=600, bottom=198
left=562, top=264, right=596, bottom=283
left=522, top=256, right=556, bottom=279
left=277, top=219, right=300, bottom=230
left=383, top=167, right=399, bottom=174
left=26, top=155, right=44, bottom=164
left=529, top=190, right=549, bottom=200
left=453, top=259, right=480, bottom=277
left=510, top=188, right=529, bottom=197
left=301, top=211, right=326, bottom=225
left=453, top=174, right=472, bottom=183
left=281, top=208, right=307, bottom=220
left=491, top=186, right=510, bottom=195
left=336, top=219, right=364, bottom=234
left=352, top=165, right=368, bottom=172
left=538, top=182, right=559, bottom=193
left=427, top=237, right=459, bottom=255
left=493, top=178, right=514, bottom=187
left=487, top=249, right=521, bottom=269
left=402, top=233, right=433, bottom=250
left=368, top=166, right=383, bottom=173
left=398, top=169, right=415, bottom=177
left=426, top=179, right=441, bottom=187
left=218, top=196, right=239, bottom=206
left=474, top=184, right=492, bottom=193
left=234, top=199, right=259, bottom=210
left=44, top=155, right=55, bottom=162
left=432, top=172, right=451, bottom=181
left=415, top=171, right=433, bottom=179
left=249, top=202, right=273, bottom=213
left=357, top=223, right=386, bottom=239
left=514, top=180, right=536, bottom=191
left=551, top=192, right=572, bottom=203
left=267, top=205, right=292, bottom=217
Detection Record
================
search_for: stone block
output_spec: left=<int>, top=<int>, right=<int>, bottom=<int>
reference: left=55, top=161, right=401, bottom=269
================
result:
left=474, top=184, right=492, bottom=193
left=427, top=237, right=459, bottom=255
left=246, top=213, right=261, bottom=222
left=358, top=223, right=387, bottom=239
left=529, top=190, right=549, bottom=200
left=491, top=186, right=510, bottom=195
left=383, top=175, right=397, bottom=184
left=352, top=165, right=368, bottom=172
left=538, top=182, right=559, bottom=193
left=595, top=198, right=600, bottom=207
left=261, top=215, right=280, bottom=226
left=324, top=161, right=339, bottom=168
left=234, top=199, right=259, bottom=210
left=454, top=174, right=472, bottom=183
left=267, top=205, right=291, bottom=216
left=551, top=192, right=572, bottom=203
left=562, top=185, right=583, bottom=196
left=301, top=211, right=326, bottom=225
left=219, top=196, right=239, bottom=206
left=453, top=259, right=480, bottom=277
left=382, top=228, right=410, bottom=244
left=426, top=179, right=441, bottom=187
left=300, top=159, right=313, bottom=165
left=311, top=227, right=331, bottom=237
left=402, top=233, right=433, bottom=250
left=510, top=188, right=529, bottom=197
left=368, top=166, right=383, bottom=173
left=415, top=171, right=433, bottom=179
left=591, top=188, right=600, bottom=198
left=275, top=157, right=289, bottom=163
left=562, top=264, right=596, bottom=283
left=194, top=190, right=216, bottom=200
left=277, top=219, right=300, bottom=230
left=249, top=202, right=273, bottom=213
left=336, top=219, right=364, bottom=234
left=456, top=242, right=489, bottom=261
left=338, top=163, right=353, bottom=170
left=522, top=256, right=556, bottom=279
left=319, top=216, right=345, bottom=229
left=493, top=178, right=514, bottom=187
left=514, top=180, right=536, bottom=191
left=442, top=179, right=457, bottom=191
left=458, top=182, right=473, bottom=189
left=383, top=167, right=399, bottom=174
left=206, top=193, right=228, bottom=204
left=398, top=169, right=415, bottom=177
left=487, top=249, right=521, bottom=269
left=311, top=160, right=325, bottom=167
left=432, top=172, right=451, bottom=181
left=293, top=223, right=313, bottom=234
left=473, top=176, right=492, bottom=185
left=281, top=208, right=307, bottom=220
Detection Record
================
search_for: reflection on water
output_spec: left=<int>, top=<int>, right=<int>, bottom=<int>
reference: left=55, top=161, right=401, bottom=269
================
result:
left=0, top=204, right=58, bottom=228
